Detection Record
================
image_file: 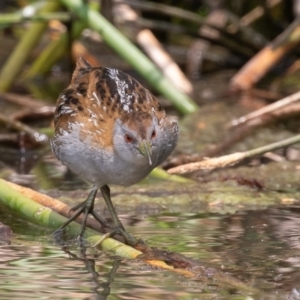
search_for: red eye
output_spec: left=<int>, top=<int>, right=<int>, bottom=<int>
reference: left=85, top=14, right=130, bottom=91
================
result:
left=124, top=134, right=133, bottom=143
left=151, top=130, right=156, bottom=139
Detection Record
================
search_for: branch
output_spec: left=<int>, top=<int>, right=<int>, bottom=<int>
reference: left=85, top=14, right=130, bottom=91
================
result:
left=168, top=134, right=300, bottom=174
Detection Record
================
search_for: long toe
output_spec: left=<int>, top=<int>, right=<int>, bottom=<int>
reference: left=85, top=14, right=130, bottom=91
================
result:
left=69, top=201, right=87, bottom=213
left=92, top=227, right=139, bottom=247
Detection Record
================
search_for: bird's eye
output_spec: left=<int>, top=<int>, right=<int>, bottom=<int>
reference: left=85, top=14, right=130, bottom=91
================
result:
left=124, top=134, right=133, bottom=143
left=151, top=130, right=156, bottom=139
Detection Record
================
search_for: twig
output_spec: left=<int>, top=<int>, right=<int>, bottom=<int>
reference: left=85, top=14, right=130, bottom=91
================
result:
left=116, top=2, right=193, bottom=95
left=0, top=92, right=48, bottom=108
left=168, top=134, right=300, bottom=174
left=230, top=91, right=300, bottom=127
left=168, top=101, right=300, bottom=169
left=123, top=0, right=262, bottom=53
left=122, top=0, right=225, bottom=29
left=230, top=16, right=300, bottom=91
left=122, top=0, right=252, bottom=47
left=133, top=18, right=255, bottom=57
left=240, top=0, right=282, bottom=27
left=0, top=112, right=48, bottom=144
left=226, top=11, right=268, bottom=50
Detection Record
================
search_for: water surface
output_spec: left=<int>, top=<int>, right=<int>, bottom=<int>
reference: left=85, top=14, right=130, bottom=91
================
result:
left=1, top=205, right=300, bottom=299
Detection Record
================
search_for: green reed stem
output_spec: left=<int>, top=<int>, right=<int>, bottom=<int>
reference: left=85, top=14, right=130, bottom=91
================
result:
left=23, top=21, right=86, bottom=79
left=0, top=179, right=142, bottom=258
left=0, top=12, right=71, bottom=24
left=0, top=1, right=61, bottom=92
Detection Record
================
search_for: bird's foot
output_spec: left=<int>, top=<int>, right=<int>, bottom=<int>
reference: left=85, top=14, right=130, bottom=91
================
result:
left=92, top=226, right=139, bottom=247
left=53, top=188, right=111, bottom=242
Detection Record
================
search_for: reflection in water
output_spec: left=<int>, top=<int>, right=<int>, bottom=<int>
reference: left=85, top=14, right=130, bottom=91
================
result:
left=62, top=246, right=121, bottom=299
left=1, top=206, right=300, bottom=298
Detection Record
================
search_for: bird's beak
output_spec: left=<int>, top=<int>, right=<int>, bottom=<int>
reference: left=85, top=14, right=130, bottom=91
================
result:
left=138, top=140, right=152, bottom=165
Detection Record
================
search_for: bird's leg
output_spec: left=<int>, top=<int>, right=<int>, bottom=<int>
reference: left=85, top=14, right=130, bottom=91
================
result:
left=101, top=185, right=125, bottom=230
left=93, top=185, right=138, bottom=247
left=53, top=187, right=109, bottom=239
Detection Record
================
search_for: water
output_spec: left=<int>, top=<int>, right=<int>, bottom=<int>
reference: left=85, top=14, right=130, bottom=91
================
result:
left=1, top=206, right=300, bottom=299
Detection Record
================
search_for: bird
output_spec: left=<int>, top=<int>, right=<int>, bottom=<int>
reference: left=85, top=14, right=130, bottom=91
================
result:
left=51, top=57, right=179, bottom=245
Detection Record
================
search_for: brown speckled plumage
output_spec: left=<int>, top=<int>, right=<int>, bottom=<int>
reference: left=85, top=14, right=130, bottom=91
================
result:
left=54, top=58, right=166, bottom=150
left=51, top=57, right=179, bottom=244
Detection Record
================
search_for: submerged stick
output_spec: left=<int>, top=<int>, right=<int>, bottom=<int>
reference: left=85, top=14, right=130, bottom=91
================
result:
left=0, top=179, right=141, bottom=259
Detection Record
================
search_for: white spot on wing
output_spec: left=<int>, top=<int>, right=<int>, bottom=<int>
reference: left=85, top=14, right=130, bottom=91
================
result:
left=123, top=104, right=129, bottom=111
left=145, top=90, right=152, bottom=103
left=92, top=91, right=101, bottom=105
left=133, top=91, right=139, bottom=103
left=107, top=68, right=134, bottom=113
left=56, top=105, right=74, bottom=118
left=87, top=108, right=99, bottom=126
left=60, top=94, right=68, bottom=101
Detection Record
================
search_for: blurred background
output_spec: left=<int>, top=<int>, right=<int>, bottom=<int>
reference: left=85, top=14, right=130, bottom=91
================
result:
left=1, top=1, right=300, bottom=299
